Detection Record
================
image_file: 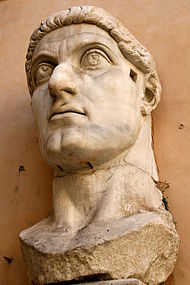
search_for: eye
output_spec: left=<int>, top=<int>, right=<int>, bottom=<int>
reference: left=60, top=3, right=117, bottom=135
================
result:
left=80, top=49, right=111, bottom=70
left=34, top=63, right=54, bottom=86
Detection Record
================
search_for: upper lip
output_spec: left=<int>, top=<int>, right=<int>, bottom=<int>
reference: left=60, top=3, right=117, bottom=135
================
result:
left=49, top=106, right=86, bottom=121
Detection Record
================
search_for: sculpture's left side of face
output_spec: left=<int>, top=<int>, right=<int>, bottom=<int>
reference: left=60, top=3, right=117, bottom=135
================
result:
left=30, top=24, right=146, bottom=171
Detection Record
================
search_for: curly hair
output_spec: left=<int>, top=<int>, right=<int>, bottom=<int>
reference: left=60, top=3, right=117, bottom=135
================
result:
left=25, top=6, right=161, bottom=110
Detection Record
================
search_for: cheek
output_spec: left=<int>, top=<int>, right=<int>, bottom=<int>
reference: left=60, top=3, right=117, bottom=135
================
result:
left=90, top=67, right=138, bottom=103
left=31, top=85, right=51, bottom=135
left=83, top=68, right=141, bottom=125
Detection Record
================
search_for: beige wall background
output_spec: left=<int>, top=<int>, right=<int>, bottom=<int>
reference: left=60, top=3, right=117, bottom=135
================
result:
left=0, top=0, right=190, bottom=284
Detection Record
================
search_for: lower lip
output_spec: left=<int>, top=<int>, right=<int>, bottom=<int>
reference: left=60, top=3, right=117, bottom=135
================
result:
left=50, top=112, right=86, bottom=121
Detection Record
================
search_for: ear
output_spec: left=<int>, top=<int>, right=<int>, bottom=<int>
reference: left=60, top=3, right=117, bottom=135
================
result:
left=140, top=72, right=161, bottom=115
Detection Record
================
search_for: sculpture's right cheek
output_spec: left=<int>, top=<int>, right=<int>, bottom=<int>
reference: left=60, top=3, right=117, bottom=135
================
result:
left=31, top=87, right=52, bottom=133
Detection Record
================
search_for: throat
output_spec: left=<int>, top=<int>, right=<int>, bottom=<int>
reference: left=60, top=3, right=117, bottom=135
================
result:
left=51, top=162, right=162, bottom=233
left=52, top=168, right=109, bottom=231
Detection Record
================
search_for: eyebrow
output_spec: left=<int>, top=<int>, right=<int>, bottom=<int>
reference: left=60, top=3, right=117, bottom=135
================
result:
left=31, top=33, right=121, bottom=68
left=32, top=51, right=58, bottom=67
left=63, top=33, right=120, bottom=57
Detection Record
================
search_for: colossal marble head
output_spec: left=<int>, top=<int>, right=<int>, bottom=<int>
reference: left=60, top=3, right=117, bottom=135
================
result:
left=26, top=6, right=161, bottom=173
left=21, top=8, right=179, bottom=285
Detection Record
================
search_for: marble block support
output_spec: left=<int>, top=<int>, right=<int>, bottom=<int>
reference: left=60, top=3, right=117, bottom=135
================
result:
left=20, top=211, right=178, bottom=285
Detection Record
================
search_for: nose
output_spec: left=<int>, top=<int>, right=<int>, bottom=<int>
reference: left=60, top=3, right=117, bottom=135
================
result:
left=48, top=63, right=78, bottom=101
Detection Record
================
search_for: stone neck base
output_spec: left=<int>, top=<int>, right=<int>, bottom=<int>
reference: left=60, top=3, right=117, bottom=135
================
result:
left=20, top=210, right=179, bottom=285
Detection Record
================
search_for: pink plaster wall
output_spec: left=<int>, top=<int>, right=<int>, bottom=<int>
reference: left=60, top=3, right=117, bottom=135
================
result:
left=0, top=1, right=189, bottom=284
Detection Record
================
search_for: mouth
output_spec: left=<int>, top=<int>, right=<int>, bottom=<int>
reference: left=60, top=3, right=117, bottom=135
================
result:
left=49, top=109, right=86, bottom=121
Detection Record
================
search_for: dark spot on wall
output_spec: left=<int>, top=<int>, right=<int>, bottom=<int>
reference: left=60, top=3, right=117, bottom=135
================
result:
left=178, top=123, right=184, bottom=129
left=15, top=186, right=19, bottom=192
left=3, top=256, right=13, bottom=264
left=19, top=165, right=25, bottom=172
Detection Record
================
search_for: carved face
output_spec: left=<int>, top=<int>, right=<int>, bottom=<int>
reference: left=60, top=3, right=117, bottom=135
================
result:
left=31, top=24, right=145, bottom=171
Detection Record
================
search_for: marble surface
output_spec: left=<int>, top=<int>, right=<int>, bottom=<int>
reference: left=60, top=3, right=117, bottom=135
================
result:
left=20, top=6, right=179, bottom=285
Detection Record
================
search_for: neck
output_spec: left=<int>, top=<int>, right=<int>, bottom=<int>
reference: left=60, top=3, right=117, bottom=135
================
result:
left=52, top=166, right=116, bottom=231
left=51, top=115, right=161, bottom=232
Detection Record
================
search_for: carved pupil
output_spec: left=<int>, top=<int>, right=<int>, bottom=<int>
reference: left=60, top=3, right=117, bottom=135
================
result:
left=81, top=49, right=110, bottom=70
left=87, top=53, right=100, bottom=66
left=36, top=64, right=53, bottom=81
left=42, top=65, right=49, bottom=72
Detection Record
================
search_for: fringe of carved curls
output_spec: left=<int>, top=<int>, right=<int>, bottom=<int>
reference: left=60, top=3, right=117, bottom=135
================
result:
left=25, top=5, right=161, bottom=110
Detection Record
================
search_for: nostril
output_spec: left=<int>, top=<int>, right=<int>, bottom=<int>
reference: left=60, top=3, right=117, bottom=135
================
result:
left=60, top=86, right=75, bottom=94
left=60, top=82, right=78, bottom=95
left=48, top=77, right=78, bottom=99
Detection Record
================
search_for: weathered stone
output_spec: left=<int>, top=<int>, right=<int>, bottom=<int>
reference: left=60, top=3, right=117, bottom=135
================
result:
left=74, top=280, right=145, bottom=285
left=20, top=6, right=179, bottom=285
left=78, top=280, right=145, bottom=285
left=47, top=279, right=145, bottom=285
left=20, top=211, right=178, bottom=285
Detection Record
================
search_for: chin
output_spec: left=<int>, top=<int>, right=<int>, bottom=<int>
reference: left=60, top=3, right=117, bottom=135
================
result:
left=42, top=143, right=124, bottom=172
left=40, top=127, right=139, bottom=171
left=41, top=130, right=89, bottom=170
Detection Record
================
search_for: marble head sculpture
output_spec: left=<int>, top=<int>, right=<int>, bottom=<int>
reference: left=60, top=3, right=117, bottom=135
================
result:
left=20, top=6, right=179, bottom=285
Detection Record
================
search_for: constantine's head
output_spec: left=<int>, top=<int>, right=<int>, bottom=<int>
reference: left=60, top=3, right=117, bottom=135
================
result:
left=26, top=6, right=161, bottom=172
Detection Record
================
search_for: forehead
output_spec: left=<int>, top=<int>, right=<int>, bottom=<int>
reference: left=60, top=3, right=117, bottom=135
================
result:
left=33, top=24, right=120, bottom=59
